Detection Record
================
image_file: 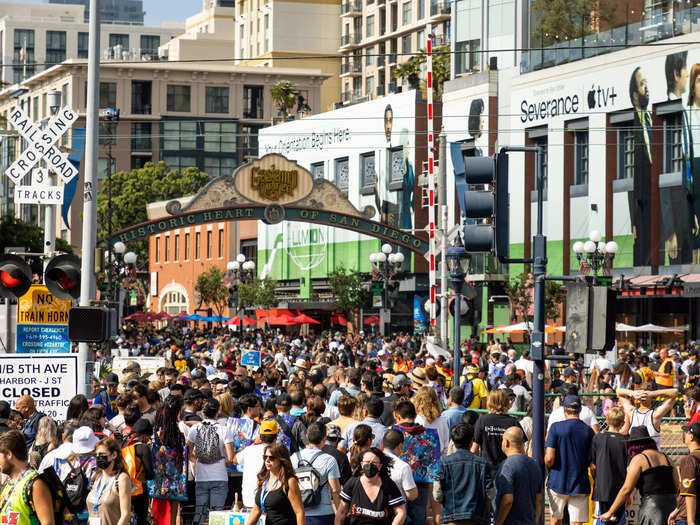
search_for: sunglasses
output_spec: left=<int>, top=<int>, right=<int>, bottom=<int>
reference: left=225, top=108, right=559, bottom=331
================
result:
left=263, top=455, right=277, bottom=461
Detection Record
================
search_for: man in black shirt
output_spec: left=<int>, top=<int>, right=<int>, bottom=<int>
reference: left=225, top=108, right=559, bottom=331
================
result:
left=323, top=424, right=352, bottom=486
left=471, top=389, right=522, bottom=472
left=381, top=375, right=411, bottom=426
left=589, top=407, right=628, bottom=522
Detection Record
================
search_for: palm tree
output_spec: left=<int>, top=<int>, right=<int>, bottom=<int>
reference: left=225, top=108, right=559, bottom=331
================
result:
left=270, top=80, right=299, bottom=121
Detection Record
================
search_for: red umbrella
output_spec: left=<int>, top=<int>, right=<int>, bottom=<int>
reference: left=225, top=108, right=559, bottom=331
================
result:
left=270, top=315, right=297, bottom=326
left=124, top=312, right=147, bottom=322
left=225, top=316, right=258, bottom=326
left=330, top=314, right=348, bottom=326
left=291, top=314, right=320, bottom=325
left=364, top=315, right=380, bottom=325
left=155, top=311, right=174, bottom=321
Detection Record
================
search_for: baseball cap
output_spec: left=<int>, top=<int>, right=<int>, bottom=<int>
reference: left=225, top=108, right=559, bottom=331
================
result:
left=132, top=418, right=153, bottom=436
left=562, top=394, right=581, bottom=409
left=106, top=373, right=119, bottom=386
left=392, top=374, right=412, bottom=389
left=261, top=420, right=279, bottom=435
left=326, top=424, right=341, bottom=441
left=464, top=364, right=479, bottom=375
left=683, top=422, right=700, bottom=440
left=562, top=367, right=577, bottom=378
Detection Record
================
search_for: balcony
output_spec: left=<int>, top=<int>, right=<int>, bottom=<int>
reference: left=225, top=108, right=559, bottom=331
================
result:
left=389, top=52, right=397, bottom=64
left=378, top=0, right=385, bottom=4
left=341, top=62, right=351, bottom=75
left=376, top=84, right=386, bottom=96
left=429, top=0, right=450, bottom=18
left=377, top=55, right=385, bottom=67
left=340, top=33, right=362, bottom=49
left=341, top=0, right=362, bottom=16
left=388, top=81, right=401, bottom=94
left=342, top=90, right=352, bottom=103
left=353, top=88, right=363, bottom=100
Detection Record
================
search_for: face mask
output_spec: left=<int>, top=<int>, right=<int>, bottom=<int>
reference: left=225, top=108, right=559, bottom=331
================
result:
left=362, top=463, right=379, bottom=478
left=96, top=456, right=112, bottom=470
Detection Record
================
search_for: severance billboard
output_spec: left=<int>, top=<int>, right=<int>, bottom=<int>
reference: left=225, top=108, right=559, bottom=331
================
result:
left=257, top=90, right=417, bottom=281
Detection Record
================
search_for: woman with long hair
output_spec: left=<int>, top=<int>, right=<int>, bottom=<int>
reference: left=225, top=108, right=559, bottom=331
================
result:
left=67, top=394, right=90, bottom=421
left=28, top=416, right=59, bottom=469
left=149, top=395, right=187, bottom=525
left=348, top=424, right=373, bottom=469
left=245, top=443, right=305, bottom=525
left=86, top=438, right=132, bottom=525
left=412, top=387, right=449, bottom=455
left=335, top=447, right=406, bottom=525
left=598, top=426, right=679, bottom=523
left=612, top=362, right=635, bottom=390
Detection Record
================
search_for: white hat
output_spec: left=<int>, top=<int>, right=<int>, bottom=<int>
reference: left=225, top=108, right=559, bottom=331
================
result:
left=294, top=358, right=309, bottom=369
left=426, top=358, right=436, bottom=366
left=72, top=426, right=99, bottom=454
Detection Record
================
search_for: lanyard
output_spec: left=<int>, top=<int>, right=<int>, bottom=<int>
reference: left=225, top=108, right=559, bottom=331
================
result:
left=0, top=467, right=30, bottom=516
left=260, top=476, right=278, bottom=512
left=92, top=475, right=113, bottom=513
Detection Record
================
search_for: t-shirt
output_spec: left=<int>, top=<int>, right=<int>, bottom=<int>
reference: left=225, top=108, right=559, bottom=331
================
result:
left=460, top=377, right=488, bottom=409
left=384, top=450, right=416, bottom=500
left=589, top=431, right=628, bottom=502
left=677, top=451, right=700, bottom=521
left=291, top=448, right=340, bottom=516
left=473, top=413, right=522, bottom=471
left=186, top=419, right=234, bottom=482
left=236, top=443, right=267, bottom=508
left=340, top=475, right=405, bottom=525
left=545, top=419, right=594, bottom=495
left=495, top=454, right=542, bottom=525
left=547, top=405, right=598, bottom=431
left=415, top=415, right=450, bottom=456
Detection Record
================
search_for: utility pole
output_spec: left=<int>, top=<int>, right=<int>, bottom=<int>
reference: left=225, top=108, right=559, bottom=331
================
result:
left=438, top=129, right=448, bottom=347
left=78, top=0, right=100, bottom=397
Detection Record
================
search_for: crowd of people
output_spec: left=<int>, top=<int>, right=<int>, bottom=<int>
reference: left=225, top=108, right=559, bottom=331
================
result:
left=3, top=325, right=700, bottom=525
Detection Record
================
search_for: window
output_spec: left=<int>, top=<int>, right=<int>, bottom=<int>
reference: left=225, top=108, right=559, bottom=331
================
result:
left=418, top=0, right=424, bottom=18
left=665, top=113, right=683, bottom=173
left=109, top=34, right=129, bottom=50
left=207, top=231, right=213, bottom=259
left=366, top=45, right=374, bottom=66
left=532, top=137, right=548, bottom=193
left=243, top=85, right=264, bottom=119
left=163, top=155, right=197, bottom=173
left=334, top=157, right=349, bottom=194
left=131, top=156, right=151, bottom=170
left=97, top=157, right=116, bottom=181
left=218, top=229, right=224, bottom=258
left=311, top=162, right=324, bottom=180
left=46, top=31, right=66, bottom=65
left=78, top=32, right=89, bottom=58
left=155, top=237, right=160, bottom=262
left=488, top=0, right=515, bottom=38
left=167, top=85, right=191, bottom=112
left=174, top=234, right=180, bottom=261
left=204, top=157, right=235, bottom=178
left=184, top=233, right=190, bottom=260
left=366, top=15, right=375, bottom=37
left=164, top=236, right=170, bottom=262
left=241, top=124, right=261, bottom=158
left=32, top=97, right=39, bottom=119
left=204, top=121, right=236, bottom=153
left=195, top=232, right=201, bottom=259
left=574, top=130, right=589, bottom=186
left=361, top=152, right=375, bottom=187
left=206, top=87, right=229, bottom=113
left=140, top=35, right=160, bottom=57
left=131, top=122, right=151, bottom=152
left=163, top=120, right=197, bottom=150
left=162, top=291, right=188, bottom=316
left=13, top=29, right=35, bottom=83
left=100, top=82, right=117, bottom=109
left=390, top=147, right=405, bottom=182
left=402, top=1, right=412, bottom=24
left=365, top=76, right=375, bottom=97
left=402, top=34, right=411, bottom=54
left=131, top=81, right=152, bottom=114
left=618, top=128, right=635, bottom=179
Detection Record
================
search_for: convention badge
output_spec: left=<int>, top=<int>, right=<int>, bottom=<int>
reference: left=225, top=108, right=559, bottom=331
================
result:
left=89, top=517, right=102, bottom=525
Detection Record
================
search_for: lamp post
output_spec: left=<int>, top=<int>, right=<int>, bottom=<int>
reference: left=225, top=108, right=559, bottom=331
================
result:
left=369, top=243, right=404, bottom=336
left=101, top=108, right=120, bottom=297
left=105, top=242, right=136, bottom=320
left=572, top=230, right=619, bottom=282
left=227, top=253, right=256, bottom=328
left=446, top=235, right=470, bottom=378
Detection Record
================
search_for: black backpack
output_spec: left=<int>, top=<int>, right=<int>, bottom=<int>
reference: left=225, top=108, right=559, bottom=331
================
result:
left=58, top=458, right=90, bottom=512
left=28, top=468, right=71, bottom=525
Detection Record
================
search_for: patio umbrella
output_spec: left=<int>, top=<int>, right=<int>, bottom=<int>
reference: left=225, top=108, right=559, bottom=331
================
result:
left=155, top=311, right=174, bottom=321
left=225, top=316, right=258, bottom=326
left=330, top=314, right=348, bottom=326
left=291, top=314, right=320, bottom=325
left=270, top=315, right=297, bottom=325
left=364, top=315, right=380, bottom=325
left=124, top=312, right=147, bottom=322
left=483, top=325, right=508, bottom=334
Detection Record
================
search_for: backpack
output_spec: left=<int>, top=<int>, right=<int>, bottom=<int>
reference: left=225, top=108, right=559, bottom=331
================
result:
left=56, top=458, right=90, bottom=512
left=461, top=377, right=475, bottom=408
left=122, top=437, right=145, bottom=496
left=29, top=468, right=70, bottom=525
left=194, top=421, right=223, bottom=464
left=276, top=414, right=299, bottom=453
left=294, top=451, right=325, bottom=508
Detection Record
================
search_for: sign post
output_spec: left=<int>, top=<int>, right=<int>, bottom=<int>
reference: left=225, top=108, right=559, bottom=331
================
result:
left=16, top=284, right=71, bottom=353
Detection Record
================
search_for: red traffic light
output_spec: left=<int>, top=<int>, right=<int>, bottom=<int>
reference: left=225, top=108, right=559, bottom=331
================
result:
left=45, top=254, right=81, bottom=300
left=0, top=255, right=33, bottom=300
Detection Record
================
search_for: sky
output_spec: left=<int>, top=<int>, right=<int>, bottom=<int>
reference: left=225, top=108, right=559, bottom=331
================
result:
left=0, top=1, right=202, bottom=27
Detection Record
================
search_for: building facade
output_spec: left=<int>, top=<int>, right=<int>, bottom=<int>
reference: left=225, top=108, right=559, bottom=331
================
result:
left=48, top=0, right=145, bottom=25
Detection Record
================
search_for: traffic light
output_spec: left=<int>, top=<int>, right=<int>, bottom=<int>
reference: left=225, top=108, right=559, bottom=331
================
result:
left=448, top=295, right=469, bottom=316
left=0, top=255, right=33, bottom=300
left=45, top=254, right=81, bottom=300
left=460, top=149, right=509, bottom=258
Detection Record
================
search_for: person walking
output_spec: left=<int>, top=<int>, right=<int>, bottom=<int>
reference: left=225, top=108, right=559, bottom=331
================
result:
left=544, top=394, right=595, bottom=525
left=245, top=443, right=306, bottom=525
left=86, top=437, right=132, bottom=525
left=382, top=429, right=418, bottom=502
left=471, top=390, right=522, bottom=472
left=440, top=388, right=467, bottom=430
left=668, top=421, right=700, bottom=525
left=236, top=419, right=281, bottom=509
left=15, top=395, right=45, bottom=449
left=494, top=426, right=542, bottom=525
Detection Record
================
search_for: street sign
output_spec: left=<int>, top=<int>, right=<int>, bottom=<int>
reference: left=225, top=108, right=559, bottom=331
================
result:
left=241, top=350, right=261, bottom=367
left=4, top=106, right=78, bottom=184
left=16, top=284, right=71, bottom=353
left=14, top=185, right=64, bottom=204
left=32, top=168, right=49, bottom=186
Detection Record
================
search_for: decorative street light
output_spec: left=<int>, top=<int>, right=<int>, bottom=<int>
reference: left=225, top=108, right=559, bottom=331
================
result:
left=226, top=253, right=256, bottom=327
left=369, top=243, right=404, bottom=336
left=104, top=242, right=137, bottom=319
left=572, top=230, right=619, bottom=279
left=446, top=234, right=470, bottom=378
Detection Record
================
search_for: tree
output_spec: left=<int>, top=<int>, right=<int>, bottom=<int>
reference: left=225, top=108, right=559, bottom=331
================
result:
left=270, top=80, right=300, bottom=119
left=393, top=45, right=450, bottom=100
left=97, top=161, right=209, bottom=263
left=530, top=0, right=619, bottom=46
left=0, top=215, right=73, bottom=275
left=238, top=276, right=278, bottom=326
left=328, top=264, right=370, bottom=329
left=503, top=272, right=565, bottom=331
left=194, top=267, right=229, bottom=323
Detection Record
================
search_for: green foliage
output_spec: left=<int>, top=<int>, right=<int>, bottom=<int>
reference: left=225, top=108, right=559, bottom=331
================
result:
left=531, top=0, right=619, bottom=46
left=393, top=45, right=450, bottom=100
left=238, top=277, right=278, bottom=309
left=270, top=80, right=300, bottom=116
left=328, top=264, right=369, bottom=323
left=194, top=267, right=229, bottom=322
left=504, top=271, right=565, bottom=327
left=0, top=215, right=72, bottom=274
left=96, top=161, right=209, bottom=262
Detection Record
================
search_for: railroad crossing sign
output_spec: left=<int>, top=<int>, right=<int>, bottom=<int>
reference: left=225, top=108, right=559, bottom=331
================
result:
left=4, top=106, right=78, bottom=185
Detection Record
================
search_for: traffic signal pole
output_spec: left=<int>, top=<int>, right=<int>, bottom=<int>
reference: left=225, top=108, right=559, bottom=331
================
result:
left=77, top=0, right=101, bottom=397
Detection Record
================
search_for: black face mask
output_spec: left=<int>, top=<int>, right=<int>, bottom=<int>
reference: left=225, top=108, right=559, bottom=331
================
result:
left=362, top=463, right=379, bottom=478
left=96, top=456, right=112, bottom=470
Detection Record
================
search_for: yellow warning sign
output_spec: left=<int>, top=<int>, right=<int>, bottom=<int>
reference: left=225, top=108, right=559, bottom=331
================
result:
left=17, top=285, right=71, bottom=325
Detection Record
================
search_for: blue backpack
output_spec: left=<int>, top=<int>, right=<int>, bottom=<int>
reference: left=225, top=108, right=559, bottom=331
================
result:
left=461, top=377, right=475, bottom=407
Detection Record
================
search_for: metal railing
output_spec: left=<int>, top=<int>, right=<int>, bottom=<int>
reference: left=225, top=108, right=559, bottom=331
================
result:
left=377, top=55, right=385, bottom=67
left=341, top=0, right=362, bottom=13
left=429, top=0, right=450, bottom=16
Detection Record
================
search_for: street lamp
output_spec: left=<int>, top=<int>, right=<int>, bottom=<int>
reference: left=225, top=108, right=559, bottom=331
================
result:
left=446, top=234, right=470, bottom=378
left=369, top=244, right=404, bottom=336
left=227, top=253, right=256, bottom=328
left=573, top=230, right=619, bottom=280
left=104, top=244, right=137, bottom=319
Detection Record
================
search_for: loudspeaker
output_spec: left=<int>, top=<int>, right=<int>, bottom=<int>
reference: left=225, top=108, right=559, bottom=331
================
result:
left=590, top=286, right=616, bottom=352
left=565, top=283, right=589, bottom=354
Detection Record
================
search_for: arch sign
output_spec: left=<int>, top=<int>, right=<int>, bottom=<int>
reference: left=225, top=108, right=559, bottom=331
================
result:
left=105, top=154, right=429, bottom=254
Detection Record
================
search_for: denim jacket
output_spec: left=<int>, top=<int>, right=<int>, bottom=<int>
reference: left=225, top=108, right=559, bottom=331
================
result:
left=435, top=449, right=494, bottom=524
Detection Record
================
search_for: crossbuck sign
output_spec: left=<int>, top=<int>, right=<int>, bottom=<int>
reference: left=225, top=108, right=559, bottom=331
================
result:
left=4, top=106, right=78, bottom=185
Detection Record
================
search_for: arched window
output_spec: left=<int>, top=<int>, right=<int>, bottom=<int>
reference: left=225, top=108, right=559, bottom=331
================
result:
left=159, top=282, right=189, bottom=315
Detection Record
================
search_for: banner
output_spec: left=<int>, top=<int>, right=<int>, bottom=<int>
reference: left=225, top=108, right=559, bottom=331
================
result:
left=413, top=295, right=427, bottom=333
